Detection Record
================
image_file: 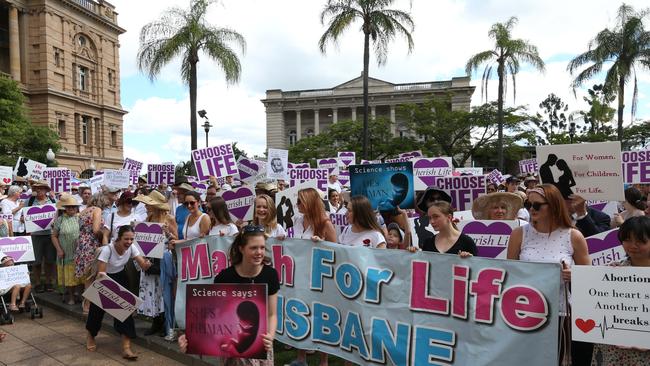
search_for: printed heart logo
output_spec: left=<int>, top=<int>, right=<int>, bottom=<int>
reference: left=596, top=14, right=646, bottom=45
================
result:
left=400, top=151, right=422, bottom=159
left=588, top=202, right=607, bottom=212
left=26, top=205, right=56, bottom=229
left=586, top=230, right=620, bottom=255
left=98, top=279, right=136, bottom=309
left=2, top=178, right=10, bottom=184
left=134, top=223, right=163, bottom=255
left=288, top=163, right=309, bottom=169
left=0, top=237, right=31, bottom=261
left=221, top=187, right=255, bottom=220
left=338, top=152, right=354, bottom=166
left=575, top=318, right=596, bottom=333
left=338, top=171, right=350, bottom=186
left=191, top=182, right=207, bottom=191
left=414, top=159, right=451, bottom=186
left=462, top=221, right=513, bottom=258
left=238, top=159, right=260, bottom=180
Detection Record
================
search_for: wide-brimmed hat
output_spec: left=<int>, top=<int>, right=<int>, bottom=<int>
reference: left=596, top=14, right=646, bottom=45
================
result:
left=56, top=193, right=80, bottom=209
left=31, top=180, right=51, bottom=191
left=417, top=187, right=452, bottom=213
left=146, top=190, right=169, bottom=211
left=255, top=181, right=278, bottom=195
left=472, top=192, right=523, bottom=220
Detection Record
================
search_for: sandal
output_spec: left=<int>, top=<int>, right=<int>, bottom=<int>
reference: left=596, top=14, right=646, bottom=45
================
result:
left=86, top=334, right=96, bottom=352
left=9, top=304, right=19, bottom=312
left=122, top=348, right=138, bottom=361
left=18, top=303, right=26, bottom=312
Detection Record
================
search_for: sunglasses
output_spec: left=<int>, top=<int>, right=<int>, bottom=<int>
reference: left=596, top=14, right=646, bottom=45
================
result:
left=524, top=201, right=548, bottom=211
left=242, top=224, right=265, bottom=233
left=184, top=201, right=198, bottom=207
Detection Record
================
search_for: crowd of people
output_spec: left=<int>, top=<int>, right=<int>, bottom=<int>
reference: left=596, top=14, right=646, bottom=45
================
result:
left=0, top=167, right=649, bottom=365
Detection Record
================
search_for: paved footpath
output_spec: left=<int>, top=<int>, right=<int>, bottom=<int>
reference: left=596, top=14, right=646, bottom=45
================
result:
left=0, top=305, right=184, bottom=366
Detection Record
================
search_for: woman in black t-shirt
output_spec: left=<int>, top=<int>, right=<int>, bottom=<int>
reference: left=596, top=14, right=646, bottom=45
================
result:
left=421, top=201, right=477, bottom=256
left=178, top=225, right=279, bottom=365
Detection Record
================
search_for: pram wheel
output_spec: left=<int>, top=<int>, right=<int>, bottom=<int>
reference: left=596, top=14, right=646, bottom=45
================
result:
left=1, top=313, right=13, bottom=324
left=30, top=307, right=42, bottom=319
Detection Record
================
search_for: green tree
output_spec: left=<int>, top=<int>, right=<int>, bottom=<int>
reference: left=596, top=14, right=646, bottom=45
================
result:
left=623, top=119, right=650, bottom=150
left=567, top=3, right=650, bottom=141
left=465, top=16, right=545, bottom=171
left=0, top=76, right=60, bottom=166
left=318, top=0, right=414, bottom=160
left=533, top=93, right=570, bottom=145
left=231, top=141, right=248, bottom=161
left=137, top=0, right=245, bottom=158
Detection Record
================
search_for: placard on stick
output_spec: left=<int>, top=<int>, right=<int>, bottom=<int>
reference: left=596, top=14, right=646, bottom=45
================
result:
left=42, top=167, right=72, bottom=193
left=133, top=222, right=166, bottom=259
left=0, top=264, right=30, bottom=291
left=83, top=275, right=143, bottom=322
left=349, top=162, right=415, bottom=211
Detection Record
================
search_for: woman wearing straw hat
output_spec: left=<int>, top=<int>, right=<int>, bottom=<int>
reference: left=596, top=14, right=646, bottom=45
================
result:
left=471, top=192, right=525, bottom=224
left=27, top=180, right=57, bottom=293
left=51, top=194, right=82, bottom=305
left=133, top=191, right=178, bottom=340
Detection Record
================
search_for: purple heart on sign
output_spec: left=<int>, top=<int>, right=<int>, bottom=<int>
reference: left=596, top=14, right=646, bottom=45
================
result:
left=588, top=203, right=607, bottom=212
left=338, top=171, right=350, bottom=186
left=339, top=152, right=354, bottom=166
left=26, top=205, right=56, bottom=229
left=191, top=182, right=207, bottom=190
left=414, top=159, right=451, bottom=186
left=401, top=151, right=422, bottom=158
left=238, top=159, right=260, bottom=180
left=221, top=187, right=255, bottom=220
left=319, top=158, right=337, bottom=166
left=288, top=163, right=309, bottom=169
left=98, top=279, right=136, bottom=309
left=586, top=230, right=621, bottom=254
left=462, top=221, right=513, bottom=258
left=134, top=223, right=163, bottom=255
left=0, top=237, right=30, bottom=261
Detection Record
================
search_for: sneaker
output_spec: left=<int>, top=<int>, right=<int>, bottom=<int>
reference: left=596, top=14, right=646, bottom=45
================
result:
left=164, top=329, right=177, bottom=342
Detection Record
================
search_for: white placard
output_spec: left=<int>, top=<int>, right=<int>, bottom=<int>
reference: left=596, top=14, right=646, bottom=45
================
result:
left=275, top=180, right=319, bottom=231
left=572, top=266, right=650, bottom=349
left=24, top=204, right=57, bottom=233
left=88, top=175, right=104, bottom=194
left=0, top=264, right=30, bottom=292
left=103, top=169, right=131, bottom=189
left=42, top=167, right=72, bottom=193
left=0, top=166, right=13, bottom=185
left=133, top=222, right=166, bottom=259
left=267, top=148, right=289, bottom=180
left=454, top=167, right=484, bottom=176
left=13, top=157, right=46, bottom=180
left=0, top=236, right=34, bottom=263
left=83, top=275, right=143, bottom=322
left=536, top=142, right=624, bottom=201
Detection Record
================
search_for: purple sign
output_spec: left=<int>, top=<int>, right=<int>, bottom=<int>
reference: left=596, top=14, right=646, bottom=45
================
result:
left=98, top=279, right=137, bottom=309
left=42, top=168, right=71, bottom=193
left=317, top=158, right=340, bottom=176
left=587, top=229, right=625, bottom=266
left=24, top=204, right=57, bottom=232
left=192, top=144, right=238, bottom=180
left=459, top=220, right=516, bottom=258
left=338, top=151, right=356, bottom=168
left=413, top=157, right=453, bottom=190
left=399, top=150, right=423, bottom=159
left=0, top=236, right=34, bottom=262
left=621, top=149, right=650, bottom=184
left=237, top=158, right=263, bottom=183
left=432, top=175, right=487, bottom=211
left=288, top=168, right=328, bottom=192
left=123, top=158, right=143, bottom=174
left=487, top=169, right=506, bottom=185
left=147, top=163, right=175, bottom=186
left=220, top=187, right=255, bottom=221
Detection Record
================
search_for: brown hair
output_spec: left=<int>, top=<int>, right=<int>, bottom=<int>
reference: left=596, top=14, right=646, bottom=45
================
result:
left=349, top=196, right=383, bottom=233
left=253, top=194, right=279, bottom=233
left=209, top=197, right=233, bottom=226
left=229, top=230, right=269, bottom=266
left=532, top=184, right=573, bottom=230
left=298, top=188, right=328, bottom=237
left=428, top=200, right=457, bottom=230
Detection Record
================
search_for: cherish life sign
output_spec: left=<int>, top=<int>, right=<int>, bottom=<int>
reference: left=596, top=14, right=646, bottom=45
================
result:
left=192, top=144, right=238, bottom=181
left=175, top=236, right=559, bottom=366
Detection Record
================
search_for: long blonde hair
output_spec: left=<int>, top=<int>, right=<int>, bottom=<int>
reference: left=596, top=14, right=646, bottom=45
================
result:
left=253, top=194, right=279, bottom=234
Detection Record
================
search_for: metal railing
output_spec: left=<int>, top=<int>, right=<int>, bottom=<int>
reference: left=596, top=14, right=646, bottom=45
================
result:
left=73, top=0, right=97, bottom=12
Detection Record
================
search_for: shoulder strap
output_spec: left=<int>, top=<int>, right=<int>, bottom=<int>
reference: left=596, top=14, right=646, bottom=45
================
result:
left=28, top=196, right=35, bottom=206
left=110, top=212, right=115, bottom=236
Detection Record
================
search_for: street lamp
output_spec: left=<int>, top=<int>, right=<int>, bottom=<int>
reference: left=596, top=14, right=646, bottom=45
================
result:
left=198, top=109, right=212, bottom=147
left=46, top=148, right=55, bottom=166
left=569, top=122, right=576, bottom=144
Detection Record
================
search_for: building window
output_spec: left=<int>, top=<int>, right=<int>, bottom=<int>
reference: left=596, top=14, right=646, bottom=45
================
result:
left=305, top=128, right=314, bottom=138
left=54, top=48, right=61, bottom=67
left=111, top=130, right=117, bottom=146
left=78, top=66, right=88, bottom=91
left=288, top=130, right=297, bottom=146
left=78, top=35, right=86, bottom=47
left=108, top=69, right=114, bottom=87
left=58, top=120, right=66, bottom=138
left=81, top=116, right=90, bottom=144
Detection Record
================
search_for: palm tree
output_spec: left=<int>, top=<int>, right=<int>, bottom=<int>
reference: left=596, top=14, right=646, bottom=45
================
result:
left=465, top=16, right=545, bottom=171
left=137, top=0, right=245, bottom=156
left=567, top=4, right=650, bottom=141
left=318, top=0, right=414, bottom=160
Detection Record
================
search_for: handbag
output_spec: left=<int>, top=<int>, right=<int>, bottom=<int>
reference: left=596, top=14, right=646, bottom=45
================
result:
left=145, top=257, right=161, bottom=275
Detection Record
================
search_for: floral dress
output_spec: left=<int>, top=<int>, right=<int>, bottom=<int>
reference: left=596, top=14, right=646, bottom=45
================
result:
left=53, top=215, right=81, bottom=286
left=74, top=208, right=103, bottom=279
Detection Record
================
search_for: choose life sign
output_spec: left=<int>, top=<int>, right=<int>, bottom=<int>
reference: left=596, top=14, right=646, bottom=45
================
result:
left=192, top=143, right=238, bottom=181
left=42, top=168, right=71, bottom=193
left=147, top=163, right=175, bottom=186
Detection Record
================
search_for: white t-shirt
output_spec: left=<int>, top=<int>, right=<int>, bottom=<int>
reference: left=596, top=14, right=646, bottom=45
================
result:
left=98, top=243, right=142, bottom=274
left=292, top=214, right=313, bottom=239
left=1, top=199, right=24, bottom=233
left=103, top=212, right=136, bottom=244
left=327, top=181, right=342, bottom=193
left=266, top=224, right=286, bottom=239
left=339, top=226, right=385, bottom=248
left=517, top=208, right=530, bottom=222
left=209, top=223, right=239, bottom=236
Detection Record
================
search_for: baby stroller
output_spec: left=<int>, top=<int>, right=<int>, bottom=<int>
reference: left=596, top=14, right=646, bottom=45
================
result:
left=0, top=265, right=43, bottom=324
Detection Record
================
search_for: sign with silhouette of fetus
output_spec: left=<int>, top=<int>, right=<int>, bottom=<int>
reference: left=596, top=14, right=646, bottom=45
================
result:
left=349, top=162, right=415, bottom=212
left=185, top=283, right=268, bottom=359
left=536, top=142, right=624, bottom=201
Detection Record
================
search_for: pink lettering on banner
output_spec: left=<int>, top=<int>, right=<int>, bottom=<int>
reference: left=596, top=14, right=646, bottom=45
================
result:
left=191, top=144, right=238, bottom=180
left=272, top=245, right=295, bottom=286
left=180, top=243, right=212, bottom=281
left=210, top=250, right=229, bottom=276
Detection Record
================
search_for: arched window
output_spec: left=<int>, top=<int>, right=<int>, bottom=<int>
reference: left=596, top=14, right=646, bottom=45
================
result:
left=288, top=130, right=297, bottom=146
left=305, top=128, right=314, bottom=138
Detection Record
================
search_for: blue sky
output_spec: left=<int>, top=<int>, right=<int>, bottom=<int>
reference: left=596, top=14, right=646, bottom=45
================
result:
left=111, top=0, right=650, bottom=166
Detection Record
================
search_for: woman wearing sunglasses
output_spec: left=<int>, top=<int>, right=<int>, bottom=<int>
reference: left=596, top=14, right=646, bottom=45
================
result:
left=178, top=225, right=279, bottom=365
left=507, top=184, right=590, bottom=365
left=170, top=191, right=210, bottom=247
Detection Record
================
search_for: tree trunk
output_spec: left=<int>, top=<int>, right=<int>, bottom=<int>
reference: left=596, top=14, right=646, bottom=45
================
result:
left=189, top=58, right=198, bottom=174
left=497, top=59, right=505, bottom=172
left=617, top=77, right=625, bottom=141
left=362, top=31, right=370, bottom=160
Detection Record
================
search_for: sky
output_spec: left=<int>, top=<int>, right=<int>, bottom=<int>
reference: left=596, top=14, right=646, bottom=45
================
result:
left=112, top=0, right=650, bottom=166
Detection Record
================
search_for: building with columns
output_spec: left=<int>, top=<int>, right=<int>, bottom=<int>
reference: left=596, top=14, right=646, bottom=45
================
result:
left=0, top=0, right=126, bottom=175
left=262, top=75, right=474, bottom=149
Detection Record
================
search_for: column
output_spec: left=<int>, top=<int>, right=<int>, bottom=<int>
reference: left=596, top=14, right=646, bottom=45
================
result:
left=332, top=108, right=338, bottom=124
left=296, top=110, right=302, bottom=141
left=390, top=105, right=397, bottom=136
left=314, top=109, right=320, bottom=135
left=351, top=107, right=357, bottom=121
left=265, top=109, right=286, bottom=148
left=9, top=5, right=21, bottom=81
left=371, top=106, right=376, bottom=119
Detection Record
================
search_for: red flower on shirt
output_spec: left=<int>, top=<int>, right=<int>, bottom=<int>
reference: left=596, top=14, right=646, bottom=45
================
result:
left=363, top=239, right=371, bottom=246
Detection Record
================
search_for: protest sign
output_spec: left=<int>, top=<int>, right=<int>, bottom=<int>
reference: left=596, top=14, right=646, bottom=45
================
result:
left=133, top=222, right=166, bottom=259
left=457, top=220, right=518, bottom=259
left=519, top=158, right=539, bottom=175
left=317, top=158, right=340, bottom=176
left=486, top=169, right=506, bottom=185
left=13, top=157, right=45, bottom=180
left=24, top=204, right=57, bottom=233
left=328, top=212, right=348, bottom=238
left=337, top=151, right=355, bottom=168
left=175, top=236, right=560, bottom=366
left=191, top=181, right=208, bottom=195
left=384, top=156, right=415, bottom=163
left=103, top=169, right=131, bottom=189
left=536, top=141, right=624, bottom=201
left=349, top=162, right=415, bottom=211
left=399, top=150, right=423, bottom=159
left=275, top=180, right=319, bottom=230
left=360, top=159, right=381, bottom=165
left=83, top=275, right=143, bottom=322
left=0, top=166, right=12, bottom=185
left=409, top=215, right=435, bottom=248
left=122, top=158, right=143, bottom=174
left=621, top=149, right=650, bottom=184
left=147, top=163, right=175, bottom=186
left=412, top=157, right=453, bottom=190
left=0, top=264, right=30, bottom=292
left=88, top=175, right=104, bottom=194
left=587, top=229, right=625, bottom=266
left=430, top=175, right=487, bottom=211
left=267, top=148, right=288, bottom=180
left=192, top=144, right=239, bottom=181
left=220, top=186, right=255, bottom=221
left=454, top=167, right=484, bottom=176
left=185, top=284, right=268, bottom=359
left=42, top=168, right=71, bottom=193
left=237, top=157, right=265, bottom=183
left=338, top=170, right=350, bottom=187
left=572, top=265, right=650, bottom=349
left=587, top=201, right=618, bottom=218
left=0, top=236, right=34, bottom=263
left=288, top=167, right=328, bottom=192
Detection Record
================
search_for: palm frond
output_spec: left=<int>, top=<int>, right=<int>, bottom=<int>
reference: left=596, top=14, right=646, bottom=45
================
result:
left=202, top=27, right=246, bottom=85
left=464, top=50, right=496, bottom=75
left=318, top=8, right=359, bottom=53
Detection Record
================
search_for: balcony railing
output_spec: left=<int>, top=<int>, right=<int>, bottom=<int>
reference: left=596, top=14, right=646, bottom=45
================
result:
left=74, top=0, right=97, bottom=12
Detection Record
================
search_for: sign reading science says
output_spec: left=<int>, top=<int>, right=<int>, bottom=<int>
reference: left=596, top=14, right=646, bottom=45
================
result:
left=192, top=144, right=238, bottom=181
left=175, top=237, right=560, bottom=366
